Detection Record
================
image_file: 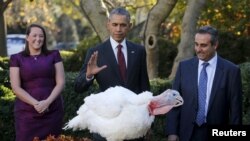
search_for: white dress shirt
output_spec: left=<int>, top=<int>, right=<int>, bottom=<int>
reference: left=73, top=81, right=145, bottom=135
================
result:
left=198, top=53, right=217, bottom=120
left=110, top=37, right=128, bottom=67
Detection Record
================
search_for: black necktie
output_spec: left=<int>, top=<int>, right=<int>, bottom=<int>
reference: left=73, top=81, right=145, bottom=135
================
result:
left=117, top=44, right=126, bottom=82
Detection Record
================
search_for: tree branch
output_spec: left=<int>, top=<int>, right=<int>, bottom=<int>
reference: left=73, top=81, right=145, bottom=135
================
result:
left=3, top=0, right=13, bottom=11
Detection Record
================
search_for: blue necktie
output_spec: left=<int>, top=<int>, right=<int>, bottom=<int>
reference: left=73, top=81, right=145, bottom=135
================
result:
left=196, top=62, right=209, bottom=126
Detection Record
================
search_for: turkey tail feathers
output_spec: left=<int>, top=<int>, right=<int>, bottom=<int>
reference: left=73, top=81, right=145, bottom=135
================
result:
left=63, top=116, right=87, bottom=131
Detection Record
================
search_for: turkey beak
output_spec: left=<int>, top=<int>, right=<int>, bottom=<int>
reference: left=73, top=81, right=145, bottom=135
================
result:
left=174, top=95, right=184, bottom=107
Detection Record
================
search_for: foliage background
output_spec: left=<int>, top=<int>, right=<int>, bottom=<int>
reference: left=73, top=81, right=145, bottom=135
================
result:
left=1, top=0, right=250, bottom=140
left=0, top=57, right=249, bottom=141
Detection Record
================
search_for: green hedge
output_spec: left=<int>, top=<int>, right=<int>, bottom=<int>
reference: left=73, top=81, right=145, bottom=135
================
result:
left=240, top=62, right=250, bottom=124
left=60, top=36, right=100, bottom=72
left=0, top=57, right=249, bottom=140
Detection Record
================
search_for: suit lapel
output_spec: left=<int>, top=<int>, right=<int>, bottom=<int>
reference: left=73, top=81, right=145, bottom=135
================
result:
left=102, top=40, right=121, bottom=81
left=208, top=56, right=224, bottom=112
left=126, top=41, right=137, bottom=83
left=102, top=40, right=138, bottom=85
left=191, top=58, right=199, bottom=106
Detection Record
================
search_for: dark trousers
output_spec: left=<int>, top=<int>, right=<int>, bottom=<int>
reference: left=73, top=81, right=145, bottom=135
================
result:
left=190, top=123, right=208, bottom=141
left=92, top=133, right=145, bottom=141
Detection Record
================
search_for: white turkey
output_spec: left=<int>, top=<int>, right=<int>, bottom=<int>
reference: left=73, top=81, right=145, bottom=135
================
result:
left=63, top=86, right=183, bottom=141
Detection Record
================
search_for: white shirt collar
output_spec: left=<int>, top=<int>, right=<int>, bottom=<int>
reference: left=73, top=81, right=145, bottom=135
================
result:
left=110, top=37, right=126, bottom=49
left=199, top=53, right=217, bottom=68
left=109, top=37, right=128, bottom=64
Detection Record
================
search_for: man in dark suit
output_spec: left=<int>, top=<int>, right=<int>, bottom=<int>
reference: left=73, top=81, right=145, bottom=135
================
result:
left=74, top=7, right=150, bottom=141
left=166, top=25, right=242, bottom=141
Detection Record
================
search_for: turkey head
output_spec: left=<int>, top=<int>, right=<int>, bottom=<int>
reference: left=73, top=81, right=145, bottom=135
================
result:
left=148, top=89, right=184, bottom=115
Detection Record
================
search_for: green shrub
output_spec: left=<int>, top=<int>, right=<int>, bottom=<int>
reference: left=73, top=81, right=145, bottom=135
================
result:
left=61, top=72, right=98, bottom=138
left=61, top=36, right=100, bottom=72
left=218, top=32, right=250, bottom=64
left=0, top=85, right=15, bottom=141
left=0, top=57, right=15, bottom=140
left=0, top=57, right=10, bottom=88
left=158, top=38, right=178, bottom=78
left=0, top=56, right=249, bottom=140
left=240, top=62, right=250, bottom=124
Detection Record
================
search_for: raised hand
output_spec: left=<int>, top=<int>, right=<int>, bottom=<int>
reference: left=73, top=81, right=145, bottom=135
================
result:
left=86, top=51, right=107, bottom=78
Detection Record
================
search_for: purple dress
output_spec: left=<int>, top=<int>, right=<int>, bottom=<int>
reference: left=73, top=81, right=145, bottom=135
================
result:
left=10, top=50, right=64, bottom=141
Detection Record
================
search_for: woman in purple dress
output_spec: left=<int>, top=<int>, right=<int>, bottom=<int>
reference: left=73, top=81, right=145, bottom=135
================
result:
left=9, top=23, right=65, bottom=141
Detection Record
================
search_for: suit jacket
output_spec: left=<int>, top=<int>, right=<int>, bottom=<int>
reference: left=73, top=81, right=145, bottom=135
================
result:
left=74, top=39, right=150, bottom=94
left=166, top=56, right=242, bottom=141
